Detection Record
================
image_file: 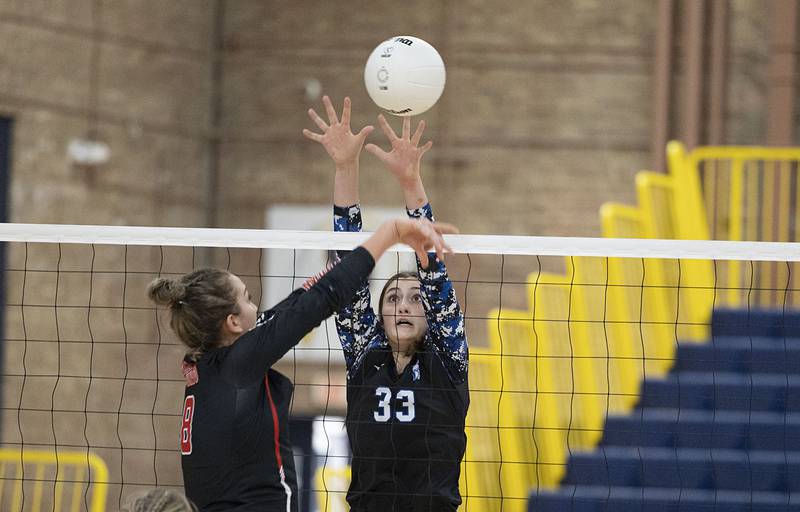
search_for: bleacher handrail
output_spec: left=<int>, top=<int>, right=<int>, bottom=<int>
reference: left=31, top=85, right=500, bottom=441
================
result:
left=0, top=448, right=108, bottom=512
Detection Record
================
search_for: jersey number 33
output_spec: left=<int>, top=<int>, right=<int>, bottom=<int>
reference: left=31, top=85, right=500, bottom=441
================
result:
left=374, top=387, right=415, bottom=422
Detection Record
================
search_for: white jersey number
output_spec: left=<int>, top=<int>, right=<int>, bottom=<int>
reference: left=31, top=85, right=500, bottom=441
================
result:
left=395, top=390, right=416, bottom=422
left=373, top=387, right=416, bottom=423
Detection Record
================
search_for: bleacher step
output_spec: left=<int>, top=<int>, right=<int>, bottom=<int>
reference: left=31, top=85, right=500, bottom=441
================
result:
left=639, top=372, right=800, bottom=412
left=674, top=338, right=800, bottom=374
left=602, top=408, right=800, bottom=451
left=529, top=485, right=800, bottom=512
left=563, top=446, right=800, bottom=491
left=713, top=309, right=800, bottom=339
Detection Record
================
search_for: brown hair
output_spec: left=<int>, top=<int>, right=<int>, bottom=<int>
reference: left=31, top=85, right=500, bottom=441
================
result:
left=147, top=268, right=239, bottom=360
left=121, top=488, right=197, bottom=512
left=378, top=270, right=420, bottom=325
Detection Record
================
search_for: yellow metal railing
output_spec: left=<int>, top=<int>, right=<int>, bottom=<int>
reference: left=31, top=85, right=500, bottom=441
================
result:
left=470, top=142, right=800, bottom=510
left=313, top=464, right=350, bottom=512
left=466, top=310, right=542, bottom=505
left=0, top=448, right=108, bottom=512
left=668, top=141, right=800, bottom=309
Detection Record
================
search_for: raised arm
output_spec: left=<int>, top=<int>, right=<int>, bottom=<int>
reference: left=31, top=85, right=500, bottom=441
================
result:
left=409, top=204, right=468, bottom=383
left=367, top=115, right=467, bottom=382
left=365, top=114, right=432, bottom=211
left=304, top=95, right=380, bottom=371
left=303, top=95, right=372, bottom=208
left=332, top=203, right=382, bottom=371
left=225, top=217, right=457, bottom=385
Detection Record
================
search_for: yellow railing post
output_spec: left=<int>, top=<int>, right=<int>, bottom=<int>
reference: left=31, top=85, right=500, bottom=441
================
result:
left=0, top=449, right=108, bottom=512
left=483, top=141, right=800, bottom=509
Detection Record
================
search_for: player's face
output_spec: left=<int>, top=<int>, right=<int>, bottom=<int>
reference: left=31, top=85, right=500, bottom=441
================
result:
left=381, top=278, right=428, bottom=353
left=229, top=274, right=258, bottom=333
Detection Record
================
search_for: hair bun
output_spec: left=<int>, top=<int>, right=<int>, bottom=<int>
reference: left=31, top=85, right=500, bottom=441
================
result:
left=146, top=277, right=187, bottom=307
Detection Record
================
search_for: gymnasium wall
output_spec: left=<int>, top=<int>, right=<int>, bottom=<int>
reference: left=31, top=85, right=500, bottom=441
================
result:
left=218, top=0, right=656, bottom=235
left=0, top=0, right=780, bottom=498
left=0, top=0, right=214, bottom=227
left=0, top=0, right=776, bottom=429
left=0, top=0, right=772, bottom=236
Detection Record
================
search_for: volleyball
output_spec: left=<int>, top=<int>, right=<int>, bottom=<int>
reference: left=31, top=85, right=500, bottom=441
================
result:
left=364, top=36, right=446, bottom=116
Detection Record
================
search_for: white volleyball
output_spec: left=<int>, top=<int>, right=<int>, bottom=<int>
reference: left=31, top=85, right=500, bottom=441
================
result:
left=364, top=36, right=446, bottom=116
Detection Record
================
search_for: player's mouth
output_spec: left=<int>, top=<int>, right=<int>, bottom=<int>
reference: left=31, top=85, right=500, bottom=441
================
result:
left=396, top=318, right=413, bottom=327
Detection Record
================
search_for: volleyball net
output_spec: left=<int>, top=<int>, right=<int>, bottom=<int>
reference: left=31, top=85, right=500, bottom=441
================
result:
left=0, top=224, right=798, bottom=512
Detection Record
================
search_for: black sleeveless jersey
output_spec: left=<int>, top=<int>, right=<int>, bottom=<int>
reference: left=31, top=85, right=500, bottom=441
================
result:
left=179, top=247, right=375, bottom=511
left=345, top=346, right=469, bottom=512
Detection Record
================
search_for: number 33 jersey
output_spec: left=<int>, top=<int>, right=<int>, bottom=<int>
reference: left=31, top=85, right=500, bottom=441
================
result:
left=345, top=346, right=469, bottom=512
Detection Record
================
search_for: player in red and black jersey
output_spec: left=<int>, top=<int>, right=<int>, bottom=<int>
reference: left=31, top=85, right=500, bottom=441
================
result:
left=305, top=96, right=468, bottom=511
left=148, top=216, right=456, bottom=512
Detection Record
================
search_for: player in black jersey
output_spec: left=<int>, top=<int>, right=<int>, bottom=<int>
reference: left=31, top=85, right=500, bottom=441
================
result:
left=147, top=215, right=456, bottom=512
left=305, top=96, right=468, bottom=511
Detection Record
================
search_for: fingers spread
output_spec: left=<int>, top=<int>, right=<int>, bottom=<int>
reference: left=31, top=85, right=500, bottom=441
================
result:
left=357, top=125, right=374, bottom=142
left=426, top=230, right=452, bottom=262
left=432, top=222, right=459, bottom=235
left=365, top=143, right=390, bottom=163
left=341, top=97, right=351, bottom=126
left=377, top=114, right=398, bottom=141
left=302, top=129, right=323, bottom=142
left=413, top=245, right=430, bottom=268
left=322, top=95, right=339, bottom=125
left=433, top=237, right=446, bottom=262
left=419, top=140, right=433, bottom=156
left=411, top=120, right=426, bottom=146
left=307, top=108, right=328, bottom=131
left=438, top=235, right=454, bottom=256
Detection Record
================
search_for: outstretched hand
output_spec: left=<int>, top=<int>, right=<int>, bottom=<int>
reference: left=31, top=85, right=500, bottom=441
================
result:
left=365, top=115, right=433, bottom=187
left=361, top=216, right=458, bottom=267
left=393, top=217, right=457, bottom=267
left=303, top=96, right=374, bottom=170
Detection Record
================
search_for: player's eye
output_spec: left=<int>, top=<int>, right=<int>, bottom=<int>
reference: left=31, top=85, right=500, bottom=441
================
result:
left=387, top=294, right=398, bottom=303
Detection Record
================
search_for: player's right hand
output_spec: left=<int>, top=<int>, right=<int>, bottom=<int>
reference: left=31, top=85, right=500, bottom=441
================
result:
left=302, top=96, right=374, bottom=170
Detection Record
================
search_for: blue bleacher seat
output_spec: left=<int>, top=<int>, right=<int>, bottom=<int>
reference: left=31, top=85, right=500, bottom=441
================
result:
left=639, top=372, right=800, bottom=412
left=713, top=309, right=800, bottom=339
left=563, top=446, right=800, bottom=492
left=530, top=485, right=800, bottom=512
left=530, top=309, right=800, bottom=511
left=603, top=409, right=800, bottom=450
left=674, top=337, right=800, bottom=374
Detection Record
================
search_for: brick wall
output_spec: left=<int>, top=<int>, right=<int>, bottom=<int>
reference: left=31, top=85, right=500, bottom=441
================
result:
left=0, top=0, right=776, bottom=505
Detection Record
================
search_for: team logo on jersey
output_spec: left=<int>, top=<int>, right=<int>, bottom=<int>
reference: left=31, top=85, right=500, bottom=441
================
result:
left=182, top=361, right=199, bottom=387
left=412, top=361, right=420, bottom=381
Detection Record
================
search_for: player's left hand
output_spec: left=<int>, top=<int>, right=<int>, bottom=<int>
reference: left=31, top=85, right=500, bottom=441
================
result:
left=366, top=115, right=432, bottom=188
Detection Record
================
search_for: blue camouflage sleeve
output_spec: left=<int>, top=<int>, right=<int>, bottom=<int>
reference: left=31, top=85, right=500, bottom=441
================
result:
left=333, top=204, right=383, bottom=374
left=407, top=203, right=468, bottom=383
